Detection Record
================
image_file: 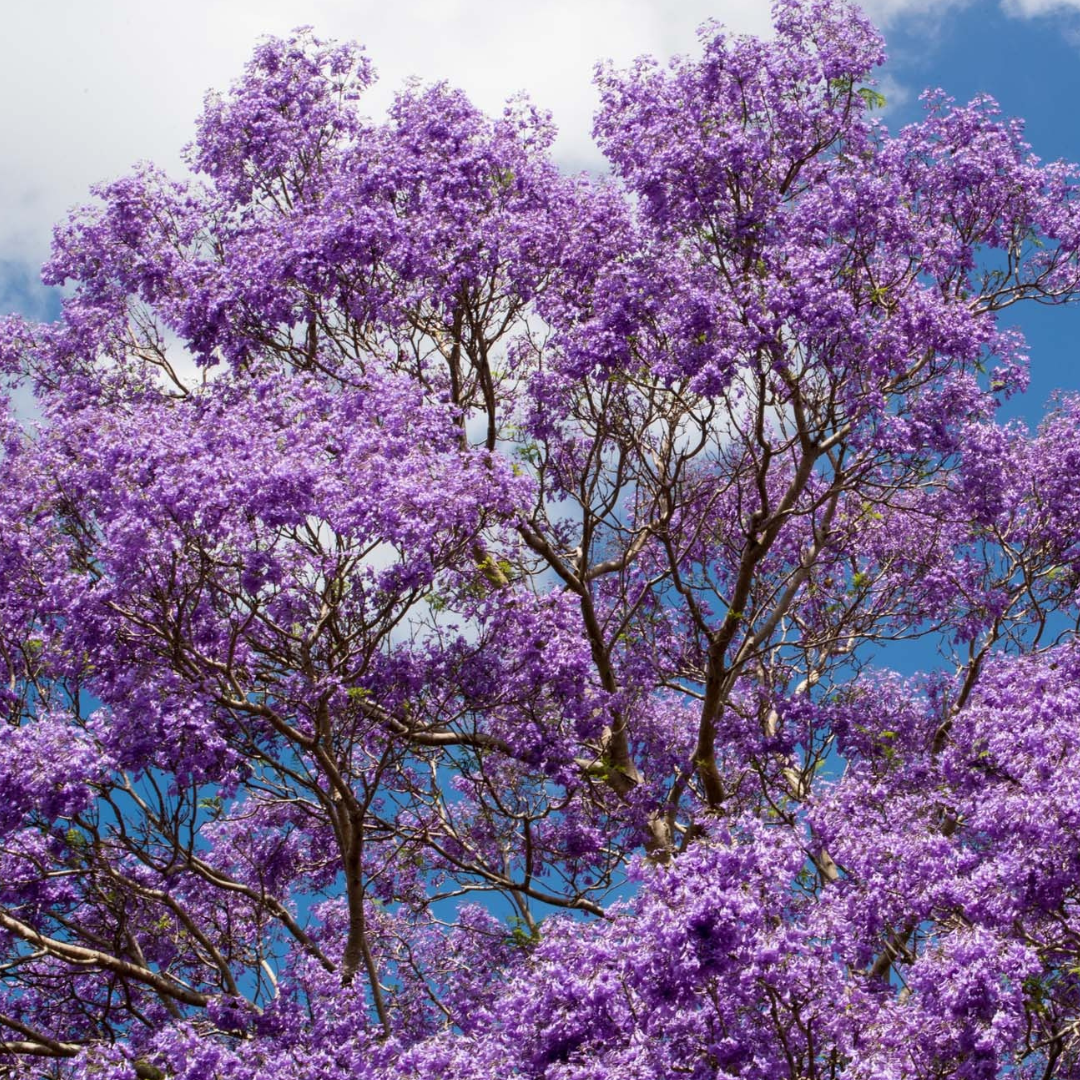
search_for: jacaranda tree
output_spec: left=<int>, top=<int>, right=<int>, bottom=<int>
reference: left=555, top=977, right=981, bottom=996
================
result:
left=3, top=1, right=1080, bottom=1075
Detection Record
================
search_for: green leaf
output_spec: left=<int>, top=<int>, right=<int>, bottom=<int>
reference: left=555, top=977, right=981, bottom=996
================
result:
left=857, top=86, right=886, bottom=110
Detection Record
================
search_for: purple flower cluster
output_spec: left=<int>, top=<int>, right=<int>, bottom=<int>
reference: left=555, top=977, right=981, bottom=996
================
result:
left=2, top=2, right=1080, bottom=1076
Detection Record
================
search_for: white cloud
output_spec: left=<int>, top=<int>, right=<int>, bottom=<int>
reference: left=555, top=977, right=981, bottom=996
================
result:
left=861, top=0, right=970, bottom=24
left=0, top=0, right=774, bottom=278
left=1000, top=0, right=1080, bottom=13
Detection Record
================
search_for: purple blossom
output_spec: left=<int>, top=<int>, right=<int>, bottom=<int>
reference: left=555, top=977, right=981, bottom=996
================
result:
left=2, top=3, right=1080, bottom=1077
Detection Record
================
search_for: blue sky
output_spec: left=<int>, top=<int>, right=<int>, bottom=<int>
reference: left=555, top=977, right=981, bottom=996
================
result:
left=882, top=1, right=1080, bottom=426
left=3, top=0, right=1080, bottom=420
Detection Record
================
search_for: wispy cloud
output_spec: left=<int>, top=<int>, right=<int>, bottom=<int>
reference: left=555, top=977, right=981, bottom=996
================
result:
left=1001, top=0, right=1080, bottom=14
left=862, top=0, right=971, bottom=26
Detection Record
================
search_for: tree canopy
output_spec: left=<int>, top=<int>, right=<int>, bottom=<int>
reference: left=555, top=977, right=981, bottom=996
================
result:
left=4, top=1, right=1080, bottom=1076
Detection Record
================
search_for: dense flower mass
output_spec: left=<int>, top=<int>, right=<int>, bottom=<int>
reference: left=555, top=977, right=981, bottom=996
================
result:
left=4, top=1, right=1080, bottom=1076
